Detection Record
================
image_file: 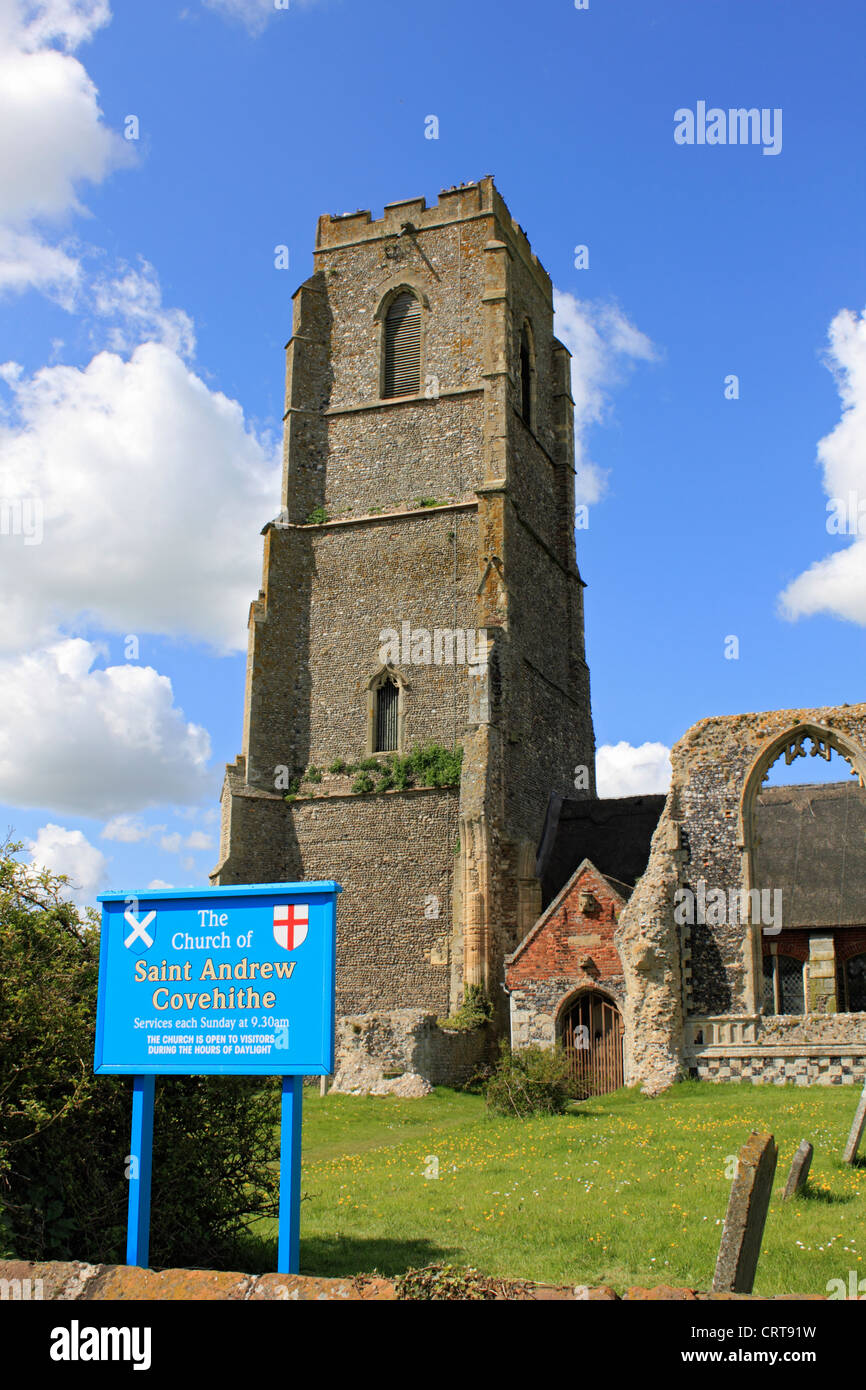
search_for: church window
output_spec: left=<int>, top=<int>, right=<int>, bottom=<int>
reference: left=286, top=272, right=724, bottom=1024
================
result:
left=762, top=952, right=805, bottom=1015
left=374, top=675, right=399, bottom=752
left=837, top=952, right=866, bottom=1013
left=383, top=291, right=421, bottom=398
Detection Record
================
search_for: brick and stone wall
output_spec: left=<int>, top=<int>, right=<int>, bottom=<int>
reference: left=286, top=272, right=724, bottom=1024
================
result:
left=0, top=1260, right=821, bottom=1301
left=331, top=1008, right=493, bottom=1092
left=288, top=788, right=459, bottom=1016
left=217, top=781, right=459, bottom=1017
left=685, top=1010, right=866, bottom=1085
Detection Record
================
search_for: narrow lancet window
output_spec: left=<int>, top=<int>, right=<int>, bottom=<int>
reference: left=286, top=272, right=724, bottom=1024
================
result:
left=383, top=291, right=421, bottom=397
left=375, top=675, right=399, bottom=752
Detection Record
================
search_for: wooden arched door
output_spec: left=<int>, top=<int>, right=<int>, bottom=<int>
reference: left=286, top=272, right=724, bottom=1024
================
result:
left=560, top=990, right=624, bottom=1097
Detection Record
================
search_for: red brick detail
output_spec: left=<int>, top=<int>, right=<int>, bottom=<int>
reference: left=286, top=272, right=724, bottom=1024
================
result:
left=761, top=928, right=866, bottom=963
left=506, top=862, right=624, bottom=989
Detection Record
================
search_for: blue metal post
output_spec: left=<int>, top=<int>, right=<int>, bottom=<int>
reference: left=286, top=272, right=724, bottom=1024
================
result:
left=126, top=1074, right=155, bottom=1267
left=277, top=1075, right=304, bottom=1274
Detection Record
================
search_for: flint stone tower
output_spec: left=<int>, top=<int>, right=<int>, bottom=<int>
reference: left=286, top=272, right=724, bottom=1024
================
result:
left=212, top=176, right=595, bottom=1025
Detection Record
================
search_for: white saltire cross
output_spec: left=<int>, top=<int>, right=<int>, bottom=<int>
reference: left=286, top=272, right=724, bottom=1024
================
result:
left=124, top=908, right=156, bottom=950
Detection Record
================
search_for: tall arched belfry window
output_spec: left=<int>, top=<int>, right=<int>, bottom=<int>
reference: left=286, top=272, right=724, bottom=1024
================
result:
left=374, top=674, right=399, bottom=752
left=383, top=291, right=421, bottom=397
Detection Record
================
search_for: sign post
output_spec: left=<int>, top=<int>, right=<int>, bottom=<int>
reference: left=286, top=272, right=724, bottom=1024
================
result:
left=279, top=1076, right=304, bottom=1275
left=126, top=1075, right=155, bottom=1267
left=95, top=881, right=341, bottom=1275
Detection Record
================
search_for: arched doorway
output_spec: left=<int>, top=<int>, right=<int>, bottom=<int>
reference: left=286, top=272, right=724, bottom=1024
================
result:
left=560, top=990, right=624, bottom=1097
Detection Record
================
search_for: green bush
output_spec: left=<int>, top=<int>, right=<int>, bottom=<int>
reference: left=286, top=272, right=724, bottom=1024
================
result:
left=0, top=843, right=279, bottom=1269
left=282, top=774, right=301, bottom=803
left=305, top=506, right=328, bottom=525
left=305, top=766, right=322, bottom=783
left=328, top=760, right=347, bottom=775
left=345, top=745, right=463, bottom=796
left=484, top=1039, right=578, bottom=1118
left=401, top=743, right=462, bottom=787
left=438, top=983, right=492, bottom=1033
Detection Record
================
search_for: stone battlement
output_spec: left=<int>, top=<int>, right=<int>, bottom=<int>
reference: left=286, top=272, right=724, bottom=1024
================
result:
left=315, top=174, right=550, bottom=288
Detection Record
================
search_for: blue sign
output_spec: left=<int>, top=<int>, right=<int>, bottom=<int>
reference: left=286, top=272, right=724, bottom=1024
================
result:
left=95, top=882, right=340, bottom=1076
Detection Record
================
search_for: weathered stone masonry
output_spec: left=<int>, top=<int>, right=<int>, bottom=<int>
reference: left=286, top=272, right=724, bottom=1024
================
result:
left=212, top=178, right=595, bottom=1042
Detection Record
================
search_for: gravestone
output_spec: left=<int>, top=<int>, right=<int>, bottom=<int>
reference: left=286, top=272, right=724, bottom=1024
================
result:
left=712, top=1131, right=778, bottom=1294
left=843, top=1084, right=866, bottom=1164
left=782, top=1141, right=813, bottom=1199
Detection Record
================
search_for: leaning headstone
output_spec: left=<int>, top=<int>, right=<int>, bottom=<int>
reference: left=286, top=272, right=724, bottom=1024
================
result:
left=782, top=1141, right=813, bottom=1199
left=712, top=1131, right=778, bottom=1294
left=843, top=1084, right=866, bottom=1164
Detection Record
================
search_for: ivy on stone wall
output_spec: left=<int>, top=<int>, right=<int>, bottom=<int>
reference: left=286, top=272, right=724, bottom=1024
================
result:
left=285, top=744, right=463, bottom=802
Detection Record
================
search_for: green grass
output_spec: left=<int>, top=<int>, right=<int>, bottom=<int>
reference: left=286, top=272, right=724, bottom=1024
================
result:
left=244, top=1082, right=865, bottom=1295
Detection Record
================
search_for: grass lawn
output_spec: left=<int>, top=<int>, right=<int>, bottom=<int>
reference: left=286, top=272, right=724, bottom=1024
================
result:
left=246, top=1081, right=864, bottom=1295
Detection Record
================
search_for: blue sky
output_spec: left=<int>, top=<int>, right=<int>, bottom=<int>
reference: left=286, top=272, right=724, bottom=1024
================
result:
left=1, top=0, right=864, bottom=904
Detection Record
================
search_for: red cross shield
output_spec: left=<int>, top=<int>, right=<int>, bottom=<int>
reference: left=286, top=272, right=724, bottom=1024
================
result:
left=273, top=903, right=308, bottom=950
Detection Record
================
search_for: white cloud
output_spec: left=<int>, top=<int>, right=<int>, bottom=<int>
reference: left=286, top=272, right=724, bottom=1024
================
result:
left=101, top=813, right=162, bottom=843
left=0, top=638, right=212, bottom=815
left=9, top=1, right=112, bottom=51
left=0, top=0, right=127, bottom=297
left=595, top=741, right=671, bottom=798
left=553, top=291, right=658, bottom=505
left=201, top=0, right=319, bottom=36
left=91, top=260, right=196, bottom=358
left=0, top=226, right=80, bottom=300
left=0, top=340, right=279, bottom=652
left=28, top=820, right=107, bottom=904
left=185, top=830, right=213, bottom=851
left=147, top=877, right=173, bottom=889
left=780, top=306, right=866, bottom=626
left=159, top=828, right=214, bottom=854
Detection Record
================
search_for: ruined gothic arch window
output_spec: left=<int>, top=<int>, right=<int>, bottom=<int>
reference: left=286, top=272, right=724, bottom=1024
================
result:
left=381, top=289, right=421, bottom=398
left=366, top=666, right=407, bottom=754
left=740, top=723, right=866, bottom=857
left=519, top=319, right=536, bottom=430
left=743, top=723, right=866, bottom=1016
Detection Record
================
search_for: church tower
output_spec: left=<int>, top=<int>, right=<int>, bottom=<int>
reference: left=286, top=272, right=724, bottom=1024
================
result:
left=212, top=176, right=595, bottom=1024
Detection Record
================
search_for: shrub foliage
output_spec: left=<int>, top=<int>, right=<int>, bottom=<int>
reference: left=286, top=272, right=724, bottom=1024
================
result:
left=437, top=983, right=492, bottom=1033
left=485, top=1040, right=578, bottom=1118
